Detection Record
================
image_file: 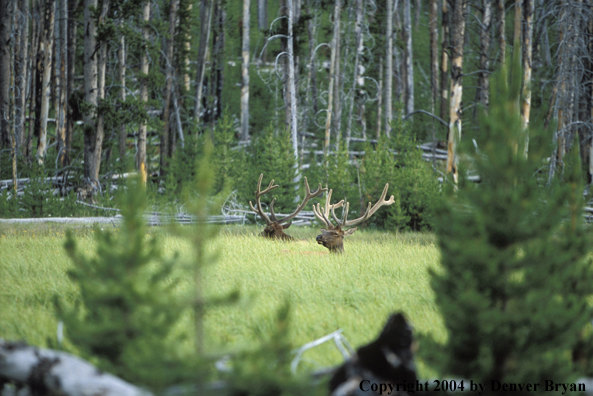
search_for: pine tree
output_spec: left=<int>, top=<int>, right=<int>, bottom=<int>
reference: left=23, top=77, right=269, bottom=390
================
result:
left=427, top=53, right=593, bottom=391
left=58, top=178, right=193, bottom=390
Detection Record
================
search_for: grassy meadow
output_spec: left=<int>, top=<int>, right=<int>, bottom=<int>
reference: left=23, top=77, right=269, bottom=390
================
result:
left=0, top=223, right=446, bottom=377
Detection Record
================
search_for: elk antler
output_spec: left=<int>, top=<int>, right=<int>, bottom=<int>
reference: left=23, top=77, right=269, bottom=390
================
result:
left=249, top=174, right=279, bottom=225
left=312, top=189, right=345, bottom=229
left=269, top=177, right=328, bottom=224
left=342, top=183, right=395, bottom=228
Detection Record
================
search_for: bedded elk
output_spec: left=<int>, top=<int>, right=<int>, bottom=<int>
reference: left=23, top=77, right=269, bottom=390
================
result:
left=250, top=174, right=327, bottom=240
left=313, top=184, right=395, bottom=253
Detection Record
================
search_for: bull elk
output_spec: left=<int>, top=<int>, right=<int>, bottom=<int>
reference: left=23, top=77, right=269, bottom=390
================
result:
left=313, top=184, right=395, bottom=253
left=250, top=174, right=327, bottom=240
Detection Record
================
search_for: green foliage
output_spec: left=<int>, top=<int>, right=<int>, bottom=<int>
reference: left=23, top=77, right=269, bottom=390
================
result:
left=324, top=141, right=358, bottom=214
left=57, top=178, right=192, bottom=390
left=239, top=126, right=299, bottom=213
left=426, top=56, right=593, bottom=389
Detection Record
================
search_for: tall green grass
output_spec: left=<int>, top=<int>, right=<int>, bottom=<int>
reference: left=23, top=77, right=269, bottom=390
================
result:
left=0, top=224, right=445, bottom=377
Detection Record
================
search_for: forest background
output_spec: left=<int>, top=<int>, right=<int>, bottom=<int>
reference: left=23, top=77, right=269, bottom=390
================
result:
left=0, top=0, right=588, bottom=230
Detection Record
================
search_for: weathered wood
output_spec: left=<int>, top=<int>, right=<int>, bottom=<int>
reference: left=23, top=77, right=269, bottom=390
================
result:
left=0, top=339, right=152, bottom=396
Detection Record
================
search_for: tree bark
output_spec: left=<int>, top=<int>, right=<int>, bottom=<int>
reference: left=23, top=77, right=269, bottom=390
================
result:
left=0, top=340, right=152, bottom=396
left=376, top=56, right=383, bottom=138
left=208, top=0, right=224, bottom=125
left=440, top=0, right=449, bottom=122
left=385, top=0, right=395, bottom=137
left=137, top=0, right=150, bottom=182
left=83, top=0, right=98, bottom=182
left=258, top=0, right=267, bottom=31
left=27, top=1, right=41, bottom=163
left=287, top=0, right=300, bottom=176
left=324, top=0, right=341, bottom=151
left=15, top=0, right=29, bottom=153
left=429, top=0, right=438, bottom=117
left=35, top=0, right=56, bottom=164
left=446, top=0, right=466, bottom=183
left=0, top=0, right=11, bottom=148
left=521, top=0, right=533, bottom=155
left=193, top=0, right=213, bottom=122
left=345, top=0, right=363, bottom=150
left=65, top=0, right=78, bottom=166
left=161, top=0, right=177, bottom=176
left=241, top=0, right=250, bottom=141
left=475, top=0, right=492, bottom=114
left=57, top=0, right=68, bottom=168
left=403, top=0, right=414, bottom=116
left=497, top=0, right=506, bottom=64
left=118, top=22, right=126, bottom=163
left=513, top=0, right=522, bottom=59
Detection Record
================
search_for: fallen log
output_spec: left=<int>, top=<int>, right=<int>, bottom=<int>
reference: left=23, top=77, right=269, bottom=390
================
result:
left=0, top=339, right=152, bottom=396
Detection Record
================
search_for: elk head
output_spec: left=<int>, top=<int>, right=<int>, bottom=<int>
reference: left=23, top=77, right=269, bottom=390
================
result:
left=313, top=184, right=395, bottom=253
left=250, top=174, right=327, bottom=241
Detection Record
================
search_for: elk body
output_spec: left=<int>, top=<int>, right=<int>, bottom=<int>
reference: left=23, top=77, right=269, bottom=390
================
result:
left=250, top=174, right=326, bottom=240
left=313, top=184, right=395, bottom=253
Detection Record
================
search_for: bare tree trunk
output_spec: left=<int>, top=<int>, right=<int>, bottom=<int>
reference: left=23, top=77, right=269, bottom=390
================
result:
left=497, top=0, right=506, bottom=64
left=15, top=0, right=29, bottom=153
left=287, top=0, right=300, bottom=178
left=193, top=0, right=213, bottom=121
left=182, top=1, right=192, bottom=93
left=137, top=0, right=150, bottom=182
left=345, top=0, right=363, bottom=149
left=161, top=0, right=177, bottom=176
left=324, top=0, right=341, bottom=151
left=333, top=23, right=342, bottom=143
left=305, top=0, right=318, bottom=118
left=403, top=0, right=414, bottom=116
left=118, top=23, right=126, bottom=163
left=385, top=0, right=395, bottom=136
left=376, top=56, right=383, bottom=139
left=64, top=0, right=77, bottom=167
left=415, top=0, right=421, bottom=26
left=56, top=0, right=68, bottom=168
left=588, top=0, right=593, bottom=183
left=475, top=0, right=492, bottom=115
left=0, top=0, right=11, bottom=148
left=27, top=1, right=41, bottom=163
left=429, top=0, right=438, bottom=116
left=446, top=0, right=466, bottom=183
left=440, top=0, right=449, bottom=122
left=90, top=0, right=109, bottom=183
left=521, top=0, right=533, bottom=156
left=35, top=0, right=55, bottom=164
left=258, top=0, right=267, bottom=30
left=513, top=0, right=522, bottom=59
left=240, top=0, right=250, bottom=141
left=83, top=0, right=97, bottom=182
left=208, top=0, right=224, bottom=125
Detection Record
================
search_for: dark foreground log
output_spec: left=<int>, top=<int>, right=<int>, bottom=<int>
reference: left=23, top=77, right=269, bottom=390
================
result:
left=0, top=339, right=152, bottom=396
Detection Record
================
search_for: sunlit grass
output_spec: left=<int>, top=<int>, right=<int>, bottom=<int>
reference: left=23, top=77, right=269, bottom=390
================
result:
left=0, top=223, right=445, bottom=377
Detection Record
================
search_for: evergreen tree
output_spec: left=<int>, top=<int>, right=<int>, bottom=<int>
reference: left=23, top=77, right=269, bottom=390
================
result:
left=426, top=54, right=593, bottom=391
left=58, top=178, right=193, bottom=391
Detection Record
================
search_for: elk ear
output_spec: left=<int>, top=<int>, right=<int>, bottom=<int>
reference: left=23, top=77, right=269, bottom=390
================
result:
left=282, top=222, right=292, bottom=229
left=344, top=227, right=358, bottom=236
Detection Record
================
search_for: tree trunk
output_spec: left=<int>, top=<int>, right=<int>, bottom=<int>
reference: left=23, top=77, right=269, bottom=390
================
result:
left=513, top=0, right=522, bottom=59
left=497, top=0, right=506, bottom=64
left=35, top=0, right=56, bottom=164
left=240, top=0, right=250, bottom=141
left=15, top=0, right=29, bottom=153
left=345, top=0, right=363, bottom=150
left=83, top=0, right=98, bottom=182
left=376, top=56, right=383, bottom=139
left=161, top=0, right=177, bottom=176
left=65, top=0, right=78, bottom=166
left=305, top=0, right=318, bottom=119
left=446, top=0, right=466, bottom=183
left=137, top=0, right=150, bottom=182
left=208, top=0, right=224, bottom=125
left=287, top=0, right=300, bottom=177
left=403, top=0, right=414, bottom=116
left=257, top=0, right=267, bottom=31
left=118, top=23, right=126, bottom=163
left=429, top=0, right=438, bottom=116
left=440, top=0, right=449, bottom=122
left=324, top=0, right=341, bottom=151
left=90, top=0, right=110, bottom=183
left=475, top=0, right=492, bottom=115
left=27, top=1, right=41, bottom=163
left=56, top=0, right=68, bottom=169
left=521, top=0, right=533, bottom=156
left=385, top=0, right=395, bottom=137
left=0, top=0, right=11, bottom=148
left=193, top=0, right=212, bottom=122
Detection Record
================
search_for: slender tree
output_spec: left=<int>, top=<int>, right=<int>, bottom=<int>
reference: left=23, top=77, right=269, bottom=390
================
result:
left=83, top=0, right=98, bottom=184
left=475, top=0, right=492, bottom=115
left=161, top=0, right=178, bottom=175
left=193, top=0, right=213, bottom=122
left=440, top=0, right=449, bottom=121
left=385, top=0, right=394, bottom=136
left=403, top=0, right=414, bottom=116
left=65, top=0, right=79, bottom=166
left=521, top=0, right=533, bottom=155
left=240, top=0, right=250, bottom=141
left=497, top=0, right=506, bottom=64
left=324, top=0, right=341, bottom=151
left=137, top=0, right=150, bottom=182
left=345, top=0, right=364, bottom=149
left=35, top=0, right=56, bottom=164
left=446, top=0, right=467, bottom=183
left=118, top=20, right=126, bottom=163
left=15, top=0, right=29, bottom=153
left=56, top=0, right=68, bottom=168
left=0, top=0, right=11, bottom=148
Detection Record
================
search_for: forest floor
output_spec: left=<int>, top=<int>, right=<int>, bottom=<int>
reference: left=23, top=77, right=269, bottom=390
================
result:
left=0, top=223, right=445, bottom=378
